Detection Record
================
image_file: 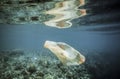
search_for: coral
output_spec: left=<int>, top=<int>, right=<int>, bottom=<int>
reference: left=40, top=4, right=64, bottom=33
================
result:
left=0, top=50, right=91, bottom=79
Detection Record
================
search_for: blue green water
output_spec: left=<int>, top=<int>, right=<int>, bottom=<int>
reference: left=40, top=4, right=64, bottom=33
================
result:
left=0, top=24, right=120, bottom=52
left=0, top=0, right=120, bottom=79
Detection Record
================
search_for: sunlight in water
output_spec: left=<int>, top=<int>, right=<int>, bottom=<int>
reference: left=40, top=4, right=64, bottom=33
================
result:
left=44, top=0, right=86, bottom=29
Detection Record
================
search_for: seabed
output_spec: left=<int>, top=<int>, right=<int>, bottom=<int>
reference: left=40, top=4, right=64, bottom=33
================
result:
left=0, top=50, right=91, bottom=79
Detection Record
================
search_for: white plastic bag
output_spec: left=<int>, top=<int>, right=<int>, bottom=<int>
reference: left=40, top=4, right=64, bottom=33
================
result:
left=44, top=40, right=85, bottom=66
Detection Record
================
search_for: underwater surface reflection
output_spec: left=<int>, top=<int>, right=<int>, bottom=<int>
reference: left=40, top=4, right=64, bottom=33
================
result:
left=44, top=0, right=86, bottom=28
left=0, top=0, right=120, bottom=79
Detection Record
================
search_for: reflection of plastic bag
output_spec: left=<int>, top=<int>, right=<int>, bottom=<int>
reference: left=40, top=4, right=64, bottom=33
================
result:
left=44, top=40, right=85, bottom=66
left=44, top=0, right=86, bottom=28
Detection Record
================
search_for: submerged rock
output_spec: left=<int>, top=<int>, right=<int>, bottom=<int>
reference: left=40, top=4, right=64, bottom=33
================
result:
left=0, top=50, right=90, bottom=79
left=44, top=40, right=85, bottom=66
left=27, top=64, right=37, bottom=74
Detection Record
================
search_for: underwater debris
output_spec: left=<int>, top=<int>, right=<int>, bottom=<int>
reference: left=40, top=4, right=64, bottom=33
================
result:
left=44, top=40, right=85, bottom=66
left=44, top=0, right=86, bottom=28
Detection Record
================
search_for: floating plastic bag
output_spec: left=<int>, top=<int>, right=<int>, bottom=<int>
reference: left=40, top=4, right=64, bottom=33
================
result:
left=44, top=40, right=85, bottom=66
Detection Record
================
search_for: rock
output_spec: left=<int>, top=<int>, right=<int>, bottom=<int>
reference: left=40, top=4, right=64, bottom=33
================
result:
left=0, top=50, right=90, bottom=79
left=27, top=65, right=37, bottom=74
left=36, top=71, right=44, bottom=77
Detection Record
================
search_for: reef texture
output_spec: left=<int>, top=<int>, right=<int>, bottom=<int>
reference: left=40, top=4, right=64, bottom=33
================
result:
left=0, top=50, right=91, bottom=79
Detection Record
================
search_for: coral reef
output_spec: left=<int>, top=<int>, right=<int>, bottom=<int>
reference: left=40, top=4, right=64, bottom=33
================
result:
left=0, top=50, right=91, bottom=79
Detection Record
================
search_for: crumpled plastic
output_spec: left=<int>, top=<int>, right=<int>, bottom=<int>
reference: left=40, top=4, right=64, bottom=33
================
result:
left=44, top=40, right=85, bottom=66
